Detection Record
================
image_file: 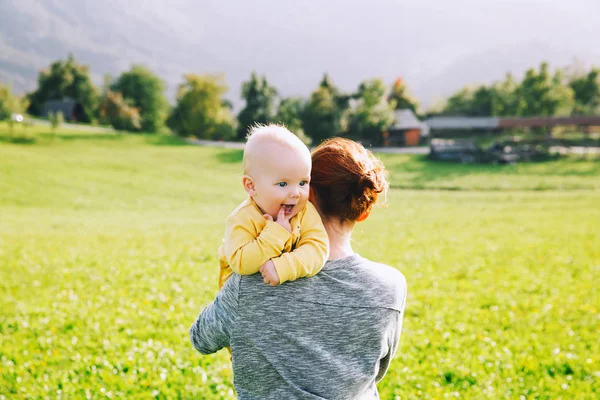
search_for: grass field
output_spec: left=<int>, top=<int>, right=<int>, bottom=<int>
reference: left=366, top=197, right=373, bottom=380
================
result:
left=1, top=123, right=599, bottom=399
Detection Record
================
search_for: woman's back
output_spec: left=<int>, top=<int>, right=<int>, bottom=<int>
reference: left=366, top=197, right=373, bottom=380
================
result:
left=190, top=137, right=407, bottom=398
left=192, top=254, right=406, bottom=400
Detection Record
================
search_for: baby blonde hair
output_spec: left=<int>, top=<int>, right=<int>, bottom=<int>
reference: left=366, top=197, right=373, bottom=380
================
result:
left=243, top=123, right=309, bottom=175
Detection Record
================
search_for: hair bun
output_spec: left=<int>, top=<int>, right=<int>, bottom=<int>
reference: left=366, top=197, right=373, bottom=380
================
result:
left=310, top=137, right=389, bottom=222
left=359, top=175, right=369, bottom=190
left=359, top=171, right=375, bottom=191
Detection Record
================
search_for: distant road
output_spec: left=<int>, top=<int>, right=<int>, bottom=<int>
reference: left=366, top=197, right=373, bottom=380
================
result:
left=25, top=119, right=430, bottom=153
left=185, top=138, right=245, bottom=149
left=185, top=137, right=430, bottom=154
left=28, top=118, right=116, bottom=133
left=371, top=146, right=430, bottom=155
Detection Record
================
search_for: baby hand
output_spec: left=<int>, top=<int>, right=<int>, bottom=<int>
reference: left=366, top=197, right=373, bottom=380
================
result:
left=262, top=207, right=292, bottom=233
left=259, top=260, right=280, bottom=286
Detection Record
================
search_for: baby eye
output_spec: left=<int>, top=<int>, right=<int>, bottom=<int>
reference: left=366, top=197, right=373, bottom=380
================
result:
left=299, top=181, right=308, bottom=186
left=277, top=182, right=287, bottom=187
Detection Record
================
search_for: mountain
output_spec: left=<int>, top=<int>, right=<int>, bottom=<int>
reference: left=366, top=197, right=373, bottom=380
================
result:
left=1, top=0, right=599, bottom=109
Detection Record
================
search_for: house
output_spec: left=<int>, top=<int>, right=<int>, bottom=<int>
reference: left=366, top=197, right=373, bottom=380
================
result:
left=41, top=98, right=86, bottom=122
left=423, top=115, right=600, bottom=162
left=386, top=109, right=429, bottom=146
left=424, top=116, right=500, bottom=138
left=423, top=115, right=600, bottom=138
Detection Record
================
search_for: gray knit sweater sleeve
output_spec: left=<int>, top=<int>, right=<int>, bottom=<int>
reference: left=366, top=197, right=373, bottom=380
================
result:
left=190, top=254, right=407, bottom=400
left=190, top=276, right=239, bottom=354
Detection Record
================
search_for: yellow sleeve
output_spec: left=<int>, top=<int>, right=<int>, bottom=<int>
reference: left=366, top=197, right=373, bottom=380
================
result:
left=224, top=209, right=292, bottom=275
left=272, top=203, right=329, bottom=284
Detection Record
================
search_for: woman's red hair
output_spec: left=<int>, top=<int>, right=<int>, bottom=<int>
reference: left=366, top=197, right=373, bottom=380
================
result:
left=310, top=138, right=388, bottom=222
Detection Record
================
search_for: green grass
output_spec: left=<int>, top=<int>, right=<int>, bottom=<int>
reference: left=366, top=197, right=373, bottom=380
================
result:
left=378, top=153, right=600, bottom=191
left=1, top=124, right=599, bottom=399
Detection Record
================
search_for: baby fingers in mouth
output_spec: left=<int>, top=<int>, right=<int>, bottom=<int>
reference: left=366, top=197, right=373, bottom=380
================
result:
left=281, top=204, right=295, bottom=214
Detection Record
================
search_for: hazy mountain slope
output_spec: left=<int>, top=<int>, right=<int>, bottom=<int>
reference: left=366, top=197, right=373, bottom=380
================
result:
left=1, top=0, right=598, bottom=108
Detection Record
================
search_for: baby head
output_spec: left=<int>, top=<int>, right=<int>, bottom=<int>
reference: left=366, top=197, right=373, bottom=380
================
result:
left=242, top=124, right=312, bottom=220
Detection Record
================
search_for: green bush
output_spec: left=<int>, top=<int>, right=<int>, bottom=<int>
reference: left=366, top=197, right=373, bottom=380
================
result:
left=49, top=111, right=64, bottom=132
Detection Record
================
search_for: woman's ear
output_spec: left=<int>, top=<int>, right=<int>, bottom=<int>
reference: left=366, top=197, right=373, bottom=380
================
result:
left=242, top=175, right=256, bottom=196
left=308, top=187, right=316, bottom=203
left=356, top=207, right=372, bottom=222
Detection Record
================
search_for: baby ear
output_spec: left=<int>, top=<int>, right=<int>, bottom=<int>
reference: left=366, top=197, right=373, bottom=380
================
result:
left=242, top=175, right=256, bottom=196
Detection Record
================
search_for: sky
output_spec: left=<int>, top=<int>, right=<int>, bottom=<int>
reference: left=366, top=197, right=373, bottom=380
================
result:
left=1, top=0, right=599, bottom=109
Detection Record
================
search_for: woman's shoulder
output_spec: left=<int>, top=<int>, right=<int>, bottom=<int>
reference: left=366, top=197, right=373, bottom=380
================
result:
left=333, top=254, right=405, bottom=284
left=363, top=259, right=407, bottom=312
left=358, top=257, right=406, bottom=292
left=325, top=255, right=407, bottom=311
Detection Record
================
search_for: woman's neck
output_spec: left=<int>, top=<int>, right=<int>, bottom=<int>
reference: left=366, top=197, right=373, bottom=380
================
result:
left=322, top=218, right=355, bottom=260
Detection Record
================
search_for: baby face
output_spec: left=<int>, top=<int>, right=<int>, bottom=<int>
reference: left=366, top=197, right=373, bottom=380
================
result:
left=248, top=143, right=311, bottom=220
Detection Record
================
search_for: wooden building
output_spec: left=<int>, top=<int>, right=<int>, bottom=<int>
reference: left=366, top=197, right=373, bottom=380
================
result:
left=423, top=115, right=600, bottom=162
left=386, top=109, right=429, bottom=146
left=424, top=115, right=600, bottom=137
left=41, top=98, right=86, bottom=122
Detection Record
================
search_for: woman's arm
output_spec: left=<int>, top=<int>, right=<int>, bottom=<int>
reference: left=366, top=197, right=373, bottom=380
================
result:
left=376, top=310, right=404, bottom=382
left=376, top=278, right=407, bottom=382
left=189, top=275, right=240, bottom=354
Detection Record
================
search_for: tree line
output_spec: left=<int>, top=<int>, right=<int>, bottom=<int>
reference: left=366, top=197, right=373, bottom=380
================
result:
left=1, top=54, right=599, bottom=144
left=431, top=62, right=600, bottom=118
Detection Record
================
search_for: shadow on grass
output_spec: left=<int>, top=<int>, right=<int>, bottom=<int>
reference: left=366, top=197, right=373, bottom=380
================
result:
left=38, top=131, right=195, bottom=147
left=3, top=129, right=207, bottom=148
left=38, top=132, right=125, bottom=141
left=0, top=134, right=36, bottom=144
left=146, top=134, right=193, bottom=146
left=216, top=149, right=244, bottom=163
left=387, top=154, right=600, bottom=190
left=387, top=156, right=480, bottom=189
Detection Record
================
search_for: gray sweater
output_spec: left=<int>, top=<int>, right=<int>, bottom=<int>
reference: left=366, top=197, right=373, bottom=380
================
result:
left=190, top=254, right=407, bottom=400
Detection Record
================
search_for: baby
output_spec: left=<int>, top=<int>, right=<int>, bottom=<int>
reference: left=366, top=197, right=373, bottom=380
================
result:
left=218, top=124, right=328, bottom=289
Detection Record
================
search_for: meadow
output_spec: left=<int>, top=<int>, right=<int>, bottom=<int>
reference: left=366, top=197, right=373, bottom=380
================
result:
left=0, top=123, right=599, bottom=399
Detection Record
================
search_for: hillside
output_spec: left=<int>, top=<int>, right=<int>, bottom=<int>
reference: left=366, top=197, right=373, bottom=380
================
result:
left=1, top=0, right=599, bottom=108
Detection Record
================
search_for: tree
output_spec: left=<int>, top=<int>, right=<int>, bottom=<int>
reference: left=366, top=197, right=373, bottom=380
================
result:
left=27, top=54, right=98, bottom=122
left=302, top=74, right=349, bottom=144
left=389, top=78, right=419, bottom=113
left=49, top=111, right=64, bottom=132
left=98, top=90, right=142, bottom=132
left=167, top=74, right=235, bottom=139
left=319, top=73, right=351, bottom=110
left=111, top=65, right=169, bottom=133
left=302, top=87, right=339, bottom=145
left=274, top=97, right=310, bottom=144
left=237, top=72, right=278, bottom=139
left=1, top=84, right=28, bottom=133
left=469, top=86, right=497, bottom=116
left=346, top=78, right=395, bottom=145
left=442, top=87, right=476, bottom=115
left=491, top=73, right=520, bottom=116
left=102, top=73, right=114, bottom=96
left=514, top=62, right=574, bottom=117
left=440, top=64, right=579, bottom=118
left=0, top=84, right=22, bottom=120
left=441, top=85, right=501, bottom=117
left=569, top=68, right=600, bottom=115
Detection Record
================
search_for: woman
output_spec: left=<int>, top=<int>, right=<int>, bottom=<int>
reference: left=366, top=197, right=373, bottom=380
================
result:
left=190, top=138, right=407, bottom=399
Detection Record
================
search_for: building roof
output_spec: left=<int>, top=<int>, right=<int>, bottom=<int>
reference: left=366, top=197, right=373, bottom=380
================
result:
left=424, top=116, right=499, bottom=130
left=391, top=109, right=423, bottom=130
left=424, top=115, right=600, bottom=131
left=41, top=98, right=77, bottom=119
left=499, top=116, right=600, bottom=128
